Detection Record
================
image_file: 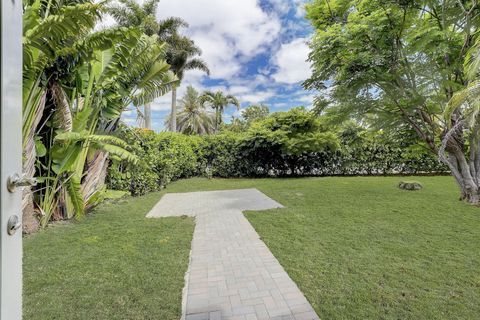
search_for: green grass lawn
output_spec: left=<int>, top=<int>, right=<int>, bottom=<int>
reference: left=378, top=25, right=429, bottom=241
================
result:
left=23, top=192, right=195, bottom=320
left=24, top=176, right=480, bottom=319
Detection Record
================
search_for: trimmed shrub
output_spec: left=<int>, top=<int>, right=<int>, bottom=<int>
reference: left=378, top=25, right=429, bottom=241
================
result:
left=107, top=128, right=201, bottom=196
left=106, top=111, right=447, bottom=196
left=201, top=132, right=247, bottom=177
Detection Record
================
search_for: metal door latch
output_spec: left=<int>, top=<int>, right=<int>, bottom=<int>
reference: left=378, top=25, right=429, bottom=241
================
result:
left=7, top=173, right=37, bottom=193
left=7, top=215, right=21, bottom=235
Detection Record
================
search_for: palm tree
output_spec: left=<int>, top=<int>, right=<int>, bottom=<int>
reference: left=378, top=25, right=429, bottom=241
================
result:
left=22, top=0, right=105, bottom=230
left=167, top=38, right=210, bottom=132
left=79, top=34, right=177, bottom=209
left=108, top=0, right=161, bottom=36
left=165, top=86, right=215, bottom=135
left=23, top=0, right=178, bottom=227
left=109, top=0, right=192, bottom=129
left=200, top=91, right=240, bottom=132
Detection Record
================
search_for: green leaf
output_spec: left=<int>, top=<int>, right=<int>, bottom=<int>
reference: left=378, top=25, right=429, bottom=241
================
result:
left=66, top=174, right=85, bottom=218
left=35, top=137, right=47, bottom=157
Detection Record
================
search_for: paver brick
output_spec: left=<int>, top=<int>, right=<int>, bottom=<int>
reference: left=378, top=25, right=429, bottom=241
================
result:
left=147, top=189, right=320, bottom=320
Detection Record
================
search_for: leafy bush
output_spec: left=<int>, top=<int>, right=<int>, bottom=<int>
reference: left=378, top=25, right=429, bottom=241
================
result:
left=107, top=128, right=200, bottom=196
left=107, top=110, right=447, bottom=196
left=237, top=108, right=339, bottom=176
left=201, top=132, right=247, bottom=177
left=155, top=133, right=199, bottom=183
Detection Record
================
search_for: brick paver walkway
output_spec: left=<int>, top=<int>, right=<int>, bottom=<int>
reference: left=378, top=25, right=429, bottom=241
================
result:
left=147, top=189, right=319, bottom=320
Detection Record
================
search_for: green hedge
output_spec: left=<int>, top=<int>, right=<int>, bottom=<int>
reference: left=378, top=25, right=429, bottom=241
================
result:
left=107, top=129, right=202, bottom=196
left=107, top=126, right=446, bottom=196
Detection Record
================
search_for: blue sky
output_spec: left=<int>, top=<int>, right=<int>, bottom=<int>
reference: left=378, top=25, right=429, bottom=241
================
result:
left=119, top=0, right=316, bottom=131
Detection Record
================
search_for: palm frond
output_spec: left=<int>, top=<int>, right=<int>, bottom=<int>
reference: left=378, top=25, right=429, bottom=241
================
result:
left=226, top=95, right=240, bottom=108
left=54, top=131, right=89, bottom=143
left=131, top=71, right=179, bottom=107
left=184, top=58, right=210, bottom=75
left=158, top=17, right=188, bottom=39
left=24, top=3, right=101, bottom=60
left=66, top=174, right=85, bottom=218
left=96, top=143, right=138, bottom=164
left=445, top=80, right=480, bottom=125
left=54, top=131, right=129, bottom=149
left=465, top=36, right=480, bottom=81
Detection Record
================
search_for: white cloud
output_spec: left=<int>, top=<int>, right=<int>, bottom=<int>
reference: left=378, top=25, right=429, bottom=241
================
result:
left=122, top=110, right=135, bottom=117
left=190, top=33, right=242, bottom=79
left=111, top=0, right=316, bottom=131
left=272, top=102, right=289, bottom=108
left=271, top=37, right=311, bottom=84
left=238, top=90, right=276, bottom=105
left=298, top=92, right=315, bottom=105
left=268, top=0, right=292, bottom=14
left=229, top=86, right=250, bottom=95
left=96, top=13, right=116, bottom=30
left=158, top=0, right=282, bottom=79
left=123, top=118, right=136, bottom=125
left=294, top=0, right=308, bottom=18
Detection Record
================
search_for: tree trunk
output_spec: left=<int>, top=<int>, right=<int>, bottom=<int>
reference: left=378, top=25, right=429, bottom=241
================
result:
left=442, top=150, right=479, bottom=203
left=440, top=125, right=480, bottom=204
left=171, top=87, right=177, bottom=132
left=215, top=107, right=220, bottom=133
left=21, top=92, right=46, bottom=233
left=50, top=81, right=73, bottom=131
left=81, top=150, right=109, bottom=207
left=144, top=103, right=152, bottom=129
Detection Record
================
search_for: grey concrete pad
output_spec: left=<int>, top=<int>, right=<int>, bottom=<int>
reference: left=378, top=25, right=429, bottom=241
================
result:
left=147, top=189, right=320, bottom=320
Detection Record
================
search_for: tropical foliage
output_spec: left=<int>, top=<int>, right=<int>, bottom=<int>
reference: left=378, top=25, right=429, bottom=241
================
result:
left=108, top=0, right=194, bottom=129
left=441, top=37, right=480, bottom=201
left=22, top=0, right=177, bottom=230
left=305, top=0, right=480, bottom=202
left=242, top=104, right=270, bottom=125
left=22, top=0, right=479, bottom=231
left=107, top=108, right=445, bottom=195
left=166, top=86, right=215, bottom=135
left=167, top=38, right=210, bottom=132
left=107, top=127, right=203, bottom=195
left=200, top=90, right=240, bottom=132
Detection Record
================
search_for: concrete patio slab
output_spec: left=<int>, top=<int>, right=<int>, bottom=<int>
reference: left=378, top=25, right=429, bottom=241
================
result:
left=147, top=189, right=319, bottom=320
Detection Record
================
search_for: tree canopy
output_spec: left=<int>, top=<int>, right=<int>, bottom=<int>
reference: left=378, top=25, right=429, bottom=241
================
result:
left=242, top=104, right=270, bottom=125
left=166, top=86, right=215, bottom=135
left=305, top=0, right=480, bottom=202
left=200, top=90, right=240, bottom=132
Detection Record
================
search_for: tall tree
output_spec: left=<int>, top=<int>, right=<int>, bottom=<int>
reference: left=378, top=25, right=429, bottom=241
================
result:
left=305, top=0, right=480, bottom=203
left=165, top=86, right=215, bottom=135
left=442, top=37, right=480, bottom=201
left=108, top=0, right=160, bottom=36
left=200, top=90, right=240, bottom=132
left=23, top=0, right=177, bottom=229
left=167, top=38, right=210, bottom=132
left=109, top=0, right=191, bottom=129
left=242, top=104, right=270, bottom=125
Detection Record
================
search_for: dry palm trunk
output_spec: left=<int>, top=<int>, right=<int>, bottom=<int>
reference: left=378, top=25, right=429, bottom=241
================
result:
left=50, top=81, right=76, bottom=220
left=22, top=92, right=46, bottom=233
left=81, top=150, right=109, bottom=207
left=50, top=81, right=73, bottom=131
left=82, top=119, right=121, bottom=207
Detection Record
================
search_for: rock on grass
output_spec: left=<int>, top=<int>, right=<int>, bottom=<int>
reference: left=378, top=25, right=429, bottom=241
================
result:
left=398, top=181, right=423, bottom=191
